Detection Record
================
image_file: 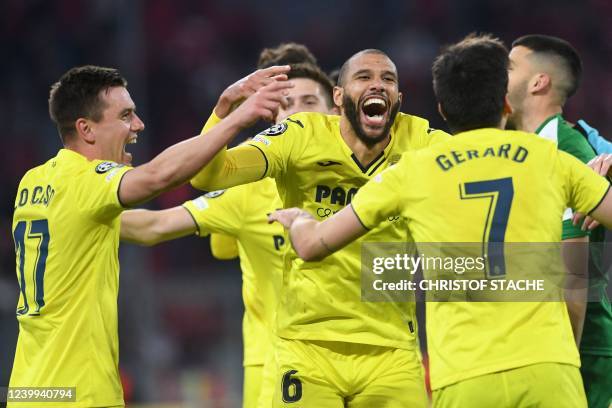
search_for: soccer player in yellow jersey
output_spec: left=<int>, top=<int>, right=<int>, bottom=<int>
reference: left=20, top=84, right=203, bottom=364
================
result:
left=10, top=65, right=292, bottom=408
left=121, top=60, right=335, bottom=408
left=270, top=34, right=612, bottom=407
left=190, top=49, right=450, bottom=407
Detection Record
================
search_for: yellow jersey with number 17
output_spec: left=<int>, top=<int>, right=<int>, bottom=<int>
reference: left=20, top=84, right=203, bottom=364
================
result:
left=10, top=149, right=131, bottom=408
left=351, top=128, right=610, bottom=389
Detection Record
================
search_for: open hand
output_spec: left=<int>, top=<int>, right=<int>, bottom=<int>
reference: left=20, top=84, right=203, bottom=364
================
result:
left=215, top=65, right=291, bottom=118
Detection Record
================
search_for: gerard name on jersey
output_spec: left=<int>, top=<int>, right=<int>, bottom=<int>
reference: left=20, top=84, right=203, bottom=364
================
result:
left=436, top=143, right=529, bottom=171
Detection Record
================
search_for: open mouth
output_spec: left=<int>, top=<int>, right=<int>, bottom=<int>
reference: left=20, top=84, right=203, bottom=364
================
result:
left=122, top=136, right=137, bottom=165
left=360, top=96, right=388, bottom=129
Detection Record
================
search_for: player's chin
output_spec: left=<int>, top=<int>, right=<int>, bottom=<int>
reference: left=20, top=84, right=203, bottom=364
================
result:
left=359, top=118, right=389, bottom=139
left=121, top=150, right=133, bottom=166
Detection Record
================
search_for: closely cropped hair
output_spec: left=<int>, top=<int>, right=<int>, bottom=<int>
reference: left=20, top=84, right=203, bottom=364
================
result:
left=257, top=42, right=318, bottom=69
left=432, top=33, right=509, bottom=134
left=49, top=65, right=127, bottom=143
left=337, top=49, right=389, bottom=86
left=512, top=34, right=582, bottom=99
left=289, top=63, right=335, bottom=108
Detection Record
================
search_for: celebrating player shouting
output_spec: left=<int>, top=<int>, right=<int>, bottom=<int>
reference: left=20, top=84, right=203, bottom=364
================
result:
left=270, top=34, right=612, bottom=408
left=191, top=49, right=449, bottom=407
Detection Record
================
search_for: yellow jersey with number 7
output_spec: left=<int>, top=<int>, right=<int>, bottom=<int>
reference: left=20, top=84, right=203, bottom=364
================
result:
left=351, top=128, right=610, bottom=389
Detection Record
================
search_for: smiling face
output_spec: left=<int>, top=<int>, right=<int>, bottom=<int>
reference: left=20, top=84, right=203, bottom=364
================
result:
left=335, top=52, right=401, bottom=146
left=91, top=86, right=144, bottom=165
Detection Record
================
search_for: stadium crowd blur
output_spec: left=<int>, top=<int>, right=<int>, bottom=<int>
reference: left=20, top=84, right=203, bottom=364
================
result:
left=1, top=0, right=610, bottom=405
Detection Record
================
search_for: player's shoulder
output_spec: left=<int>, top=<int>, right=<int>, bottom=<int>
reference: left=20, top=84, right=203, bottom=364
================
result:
left=556, top=118, right=596, bottom=162
left=393, top=112, right=433, bottom=132
left=393, top=112, right=450, bottom=144
left=252, top=112, right=337, bottom=150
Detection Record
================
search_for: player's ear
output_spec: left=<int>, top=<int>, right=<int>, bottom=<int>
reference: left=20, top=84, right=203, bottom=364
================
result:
left=333, top=86, right=344, bottom=108
left=503, top=95, right=513, bottom=116
left=437, top=103, right=447, bottom=121
left=75, top=118, right=95, bottom=144
left=530, top=73, right=551, bottom=95
left=398, top=92, right=403, bottom=105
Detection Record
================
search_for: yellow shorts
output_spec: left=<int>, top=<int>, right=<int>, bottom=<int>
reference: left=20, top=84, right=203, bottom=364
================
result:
left=244, top=365, right=264, bottom=408
left=432, top=362, right=587, bottom=408
left=257, top=348, right=277, bottom=407
left=268, top=338, right=427, bottom=407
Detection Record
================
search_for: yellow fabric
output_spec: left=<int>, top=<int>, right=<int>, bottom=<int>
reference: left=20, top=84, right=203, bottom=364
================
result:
left=210, top=233, right=239, bottom=259
left=183, top=178, right=285, bottom=366
left=432, top=363, right=586, bottom=408
left=10, top=149, right=132, bottom=408
left=270, top=338, right=427, bottom=407
left=351, top=128, right=610, bottom=390
left=201, top=110, right=222, bottom=133
left=191, top=143, right=268, bottom=191
left=243, top=365, right=264, bottom=408
left=244, top=112, right=449, bottom=349
left=191, top=112, right=449, bottom=349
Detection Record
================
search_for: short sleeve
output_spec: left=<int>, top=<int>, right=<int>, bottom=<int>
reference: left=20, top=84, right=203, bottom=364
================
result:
left=245, top=114, right=306, bottom=179
left=559, top=150, right=610, bottom=215
left=76, top=161, right=132, bottom=221
left=351, top=155, right=411, bottom=229
left=182, top=185, right=248, bottom=237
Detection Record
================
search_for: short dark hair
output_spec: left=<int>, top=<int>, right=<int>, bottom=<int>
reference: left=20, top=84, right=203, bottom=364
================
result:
left=512, top=34, right=582, bottom=99
left=432, top=33, right=509, bottom=134
left=288, top=62, right=335, bottom=108
left=337, top=49, right=389, bottom=86
left=49, top=65, right=127, bottom=143
left=257, top=42, right=318, bottom=69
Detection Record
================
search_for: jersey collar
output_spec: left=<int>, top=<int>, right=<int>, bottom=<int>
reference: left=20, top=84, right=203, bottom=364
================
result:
left=332, top=119, right=396, bottom=175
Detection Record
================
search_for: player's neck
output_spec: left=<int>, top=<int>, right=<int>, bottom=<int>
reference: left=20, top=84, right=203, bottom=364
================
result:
left=522, top=99, right=562, bottom=133
left=339, top=116, right=390, bottom=166
left=64, top=140, right=101, bottom=162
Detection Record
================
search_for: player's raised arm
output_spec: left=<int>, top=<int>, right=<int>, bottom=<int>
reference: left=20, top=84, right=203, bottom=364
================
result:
left=269, top=206, right=367, bottom=261
left=121, top=207, right=197, bottom=246
left=118, top=79, right=293, bottom=206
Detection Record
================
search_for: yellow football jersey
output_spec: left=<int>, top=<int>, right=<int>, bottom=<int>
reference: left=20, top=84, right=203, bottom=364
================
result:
left=183, top=178, right=285, bottom=366
left=10, top=149, right=132, bottom=407
left=351, top=128, right=611, bottom=389
left=242, top=112, right=449, bottom=349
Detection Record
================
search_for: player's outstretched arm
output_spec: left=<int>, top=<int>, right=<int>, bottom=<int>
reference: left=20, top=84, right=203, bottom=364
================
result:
left=269, top=205, right=367, bottom=261
left=121, top=207, right=197, bottom=246
left=118, top=79, right=293, bottom=207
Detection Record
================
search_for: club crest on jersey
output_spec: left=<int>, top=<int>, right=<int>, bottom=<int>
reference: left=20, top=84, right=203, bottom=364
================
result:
left=259, top=122, right=287, bottom=136
left=204, top=190, right=225, bottom=199
left=95, top=161, right=122, bottom=174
